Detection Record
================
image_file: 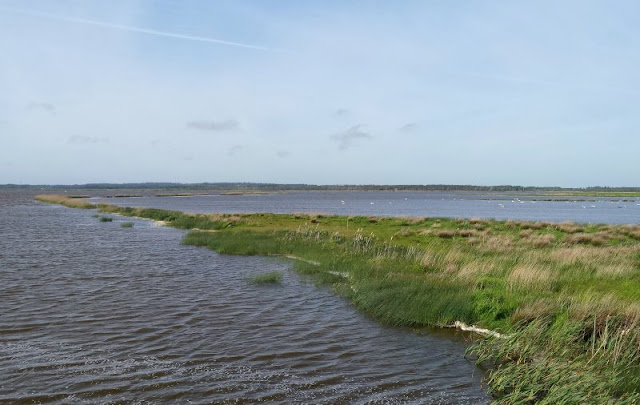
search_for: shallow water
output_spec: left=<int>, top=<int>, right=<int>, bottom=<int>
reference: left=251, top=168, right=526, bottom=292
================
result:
left=94, top=190, right=640, bottom=224
left=0, top=192, right=489, bottom=404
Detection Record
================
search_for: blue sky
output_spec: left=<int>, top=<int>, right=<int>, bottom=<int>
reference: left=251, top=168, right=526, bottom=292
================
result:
left=1, top=0, right=638, bottom=186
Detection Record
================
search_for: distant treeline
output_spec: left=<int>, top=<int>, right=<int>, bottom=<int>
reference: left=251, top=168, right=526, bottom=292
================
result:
left=2, top=182, right=640, bottom=192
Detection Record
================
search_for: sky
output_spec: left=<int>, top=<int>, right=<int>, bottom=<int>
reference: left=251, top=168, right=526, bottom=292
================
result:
left=1, top=0, right=639, bottom=187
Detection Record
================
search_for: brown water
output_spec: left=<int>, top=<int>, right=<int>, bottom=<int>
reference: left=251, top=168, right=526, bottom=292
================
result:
left=0, top=191, right=489, bottom=404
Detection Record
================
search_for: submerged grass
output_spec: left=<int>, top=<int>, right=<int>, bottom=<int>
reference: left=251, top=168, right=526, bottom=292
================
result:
left=37, top=194, right=640, bottom=403
left=249, top=271, right=283, bottom=284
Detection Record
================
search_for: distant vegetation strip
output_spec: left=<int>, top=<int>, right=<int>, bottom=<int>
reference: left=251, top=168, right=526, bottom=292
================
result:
left=35, top=194, right=640, bottom=403
left=535, top=191, right=640, bottom=198
left=13, top=182, right=640, bottom=196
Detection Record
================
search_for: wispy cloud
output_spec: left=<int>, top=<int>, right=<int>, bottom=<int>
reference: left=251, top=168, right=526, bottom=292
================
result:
left=398, top=123, right=418, bottom=133
left=334, top=108, right=349, bottom=117
left=0, top=6, right=282, bottom=52
left=460, top=72, right=640, bottom=96
left=228, top=145, right=244, bottom=156
left=26, top=101, right=55, bottom=114
left=331, top=125, right=372, bottom=150
left=187, top=120, right=239, bottom=131
left=276, top=150, right=290, bottom=158
left=68, top=135, right=108, bottom=144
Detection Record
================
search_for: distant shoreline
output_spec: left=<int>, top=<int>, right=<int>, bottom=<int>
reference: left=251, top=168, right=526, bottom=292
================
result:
left=4, top=184, right=640, bottom=201
left=4, top=182, right=640, bottom=196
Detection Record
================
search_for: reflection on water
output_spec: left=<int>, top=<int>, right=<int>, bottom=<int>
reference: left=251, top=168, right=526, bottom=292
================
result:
left=0, top=193, right=489, bottom=404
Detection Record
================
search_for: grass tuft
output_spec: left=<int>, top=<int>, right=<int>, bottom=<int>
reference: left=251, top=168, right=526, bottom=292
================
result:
left=249, top=271, right=283, bottom=284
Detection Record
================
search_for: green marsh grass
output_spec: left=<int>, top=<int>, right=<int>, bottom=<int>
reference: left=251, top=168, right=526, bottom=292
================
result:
left=120, top=222, right=134, bottom=228
left=99, top=216, right=113, bottom=222
left=35, top=193, right=640, bottom=403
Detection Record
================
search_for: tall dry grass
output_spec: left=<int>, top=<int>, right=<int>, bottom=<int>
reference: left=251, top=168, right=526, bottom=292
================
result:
left=35, top=194, right=95, bottom=209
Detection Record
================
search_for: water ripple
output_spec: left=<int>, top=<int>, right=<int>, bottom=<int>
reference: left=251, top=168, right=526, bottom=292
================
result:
left=0, top=195, right=488, bottom=403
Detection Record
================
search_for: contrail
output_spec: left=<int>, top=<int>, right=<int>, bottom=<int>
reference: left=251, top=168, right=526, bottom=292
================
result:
left=0, top=6, right=285, bottom=52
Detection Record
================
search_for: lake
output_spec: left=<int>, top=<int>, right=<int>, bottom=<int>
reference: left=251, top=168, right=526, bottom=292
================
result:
left=93, top=190, right=640, bottom=224
left=1, top=190, right=489, bottom=404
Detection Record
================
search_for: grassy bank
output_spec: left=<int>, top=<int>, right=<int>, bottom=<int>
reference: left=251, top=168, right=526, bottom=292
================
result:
left=35, top=194, right=640, bottom=403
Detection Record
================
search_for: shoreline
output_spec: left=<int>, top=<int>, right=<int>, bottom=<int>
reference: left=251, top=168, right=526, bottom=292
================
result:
left=273, top=252, right=504, bottom=338
left=34, top=194, right=640, bottom=403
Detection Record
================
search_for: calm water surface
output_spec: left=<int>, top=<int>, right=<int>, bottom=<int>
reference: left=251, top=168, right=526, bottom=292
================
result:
left=0, top=191, right=489, bottom=404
